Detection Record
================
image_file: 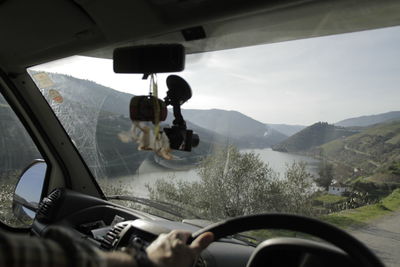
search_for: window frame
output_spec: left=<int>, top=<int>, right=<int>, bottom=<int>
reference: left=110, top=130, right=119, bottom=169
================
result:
left=0, top=69, right=53, bottom=230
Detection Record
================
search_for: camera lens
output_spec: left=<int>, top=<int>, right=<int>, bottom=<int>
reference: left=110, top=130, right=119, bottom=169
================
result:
left=191, top=133, right=199, bottom=147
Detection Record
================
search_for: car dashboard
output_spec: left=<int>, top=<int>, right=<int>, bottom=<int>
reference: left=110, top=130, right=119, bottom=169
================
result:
left=31, top=188, right=254, bottom=267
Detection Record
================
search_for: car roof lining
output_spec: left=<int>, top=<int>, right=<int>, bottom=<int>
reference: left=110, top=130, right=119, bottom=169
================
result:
left=83, top=0, right=400, bottom=60
left=1, top=0, right=400, bottom=72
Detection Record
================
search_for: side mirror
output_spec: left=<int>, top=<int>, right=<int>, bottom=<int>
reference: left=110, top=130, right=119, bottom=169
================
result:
left=12, top=160, right=47, bottom=222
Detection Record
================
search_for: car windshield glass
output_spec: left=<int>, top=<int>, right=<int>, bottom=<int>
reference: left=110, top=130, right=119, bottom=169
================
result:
left=28, top=25, right=400, bottom=263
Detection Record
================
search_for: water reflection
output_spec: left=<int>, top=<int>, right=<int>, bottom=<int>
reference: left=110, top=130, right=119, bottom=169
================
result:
left=111, top=148, right=319, bottom=197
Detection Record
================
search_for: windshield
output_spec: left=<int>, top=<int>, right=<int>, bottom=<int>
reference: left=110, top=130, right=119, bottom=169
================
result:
left=29, top=26, right=400, bottom=265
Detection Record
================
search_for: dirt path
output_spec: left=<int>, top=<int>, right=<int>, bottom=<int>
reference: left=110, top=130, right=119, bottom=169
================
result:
left=350, top=211, right=400, bottom=267
left=344, top=144, right=371, bottom=157
left=343, top=144, right=381, bottom=167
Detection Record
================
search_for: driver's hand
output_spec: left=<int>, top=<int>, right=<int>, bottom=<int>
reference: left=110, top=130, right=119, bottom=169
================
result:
left=146, top=230, right=214, bottom=267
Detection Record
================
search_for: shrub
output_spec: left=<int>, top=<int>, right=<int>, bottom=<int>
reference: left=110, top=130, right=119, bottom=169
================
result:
left=147, top=145, right=316, bottom=220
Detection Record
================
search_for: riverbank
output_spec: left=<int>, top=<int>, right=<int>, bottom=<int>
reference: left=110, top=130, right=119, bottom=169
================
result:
left=321, top=188, right=400, bottom=228
left=326, top=189, right=400, bottom=267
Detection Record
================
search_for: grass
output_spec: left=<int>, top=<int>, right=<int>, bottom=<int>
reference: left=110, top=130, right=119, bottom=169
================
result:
left=386, top=133, right=400, bottom=145
left=382, top=188, right=400, bottom=210
left=364, top=172, right=400, bottom=184
left=321, top=188, right=400, bottom=228
left=315, top=194, right=347, bottom=204
left=228, top=190, right=400, bottom=243
left=319, top=138, right=344, bottom=155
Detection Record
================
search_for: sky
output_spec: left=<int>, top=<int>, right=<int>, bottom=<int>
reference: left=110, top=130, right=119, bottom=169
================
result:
left=31, top=26, right=400, bottom=125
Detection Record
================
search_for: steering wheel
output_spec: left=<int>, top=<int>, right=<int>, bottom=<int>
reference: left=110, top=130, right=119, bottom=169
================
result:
left=189, top=214, right=384, bottom=267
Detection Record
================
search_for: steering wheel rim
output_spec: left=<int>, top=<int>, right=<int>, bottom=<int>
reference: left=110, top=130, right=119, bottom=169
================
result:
left=189, top=213, right=384, bottom=267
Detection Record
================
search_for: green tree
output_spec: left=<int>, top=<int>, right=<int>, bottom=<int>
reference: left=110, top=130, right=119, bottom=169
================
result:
left=282, top=162, right=315, bottom=215
left=316, top=160, right=334, bottom=190
left=147, top=145, right=315, bottom=220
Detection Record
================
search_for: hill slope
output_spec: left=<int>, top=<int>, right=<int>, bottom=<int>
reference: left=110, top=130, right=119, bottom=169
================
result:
left=272, top=122, right=358, bottom=152
left=316, top=121, right=400, bottom=181
left=182, top=109, right=287, bottom=148
left=335, top=111, right=400, bottom=127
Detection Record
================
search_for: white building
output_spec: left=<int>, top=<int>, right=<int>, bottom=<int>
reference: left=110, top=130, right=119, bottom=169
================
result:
left=328, top=184, right=349, bottom=196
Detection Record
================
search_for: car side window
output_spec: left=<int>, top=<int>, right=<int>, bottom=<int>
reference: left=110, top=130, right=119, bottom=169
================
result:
left=0, top=93, right=44, bottom=228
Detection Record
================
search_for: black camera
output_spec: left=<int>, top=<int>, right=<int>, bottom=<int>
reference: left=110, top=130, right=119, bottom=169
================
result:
left=164, top=126, right=199, bottom=152
left=163, top=75, right=199, bottom=152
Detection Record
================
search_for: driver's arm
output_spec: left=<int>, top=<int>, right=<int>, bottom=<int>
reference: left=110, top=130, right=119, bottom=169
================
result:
left=105, top=230, right=213, bottom=267
left=146, top=230, right=214, bottom=267
left=0, top=227, right=213, bottom=267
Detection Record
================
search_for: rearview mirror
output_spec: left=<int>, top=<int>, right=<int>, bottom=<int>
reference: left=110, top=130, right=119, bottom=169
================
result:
left=13, top=160, right=47, bottom=222
left=113, top=44, right=185, bottom=74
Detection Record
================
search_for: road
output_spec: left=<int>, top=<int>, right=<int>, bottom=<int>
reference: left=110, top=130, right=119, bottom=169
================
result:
left=350, top=211, right=400, bottom=267
left=343, top=144, right=380, bottom=167
left=344, top=144, right=371, bottom=157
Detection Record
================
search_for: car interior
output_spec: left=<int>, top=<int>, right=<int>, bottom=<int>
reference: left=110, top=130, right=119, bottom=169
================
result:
left=1, top=0, right=400, bottom=266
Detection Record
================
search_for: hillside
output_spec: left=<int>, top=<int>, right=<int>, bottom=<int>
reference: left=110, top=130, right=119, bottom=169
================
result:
left=316, top=121, right=400, bottom=181
left=266, top=123, right=306, bottom=137
left=272, top=122, right=357, bottom=153
left=335, top=111, right=400, bottom=127
left=182, top=109, right=287, bottom=148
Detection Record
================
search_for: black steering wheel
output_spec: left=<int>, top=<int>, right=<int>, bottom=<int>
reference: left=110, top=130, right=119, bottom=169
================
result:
left=189, top=214, right=384, bottom=267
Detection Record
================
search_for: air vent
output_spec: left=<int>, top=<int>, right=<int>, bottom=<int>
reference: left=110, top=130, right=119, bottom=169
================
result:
left=100, top=223, right=128, bottom=250
left=36, top=188, right=64, bottom=223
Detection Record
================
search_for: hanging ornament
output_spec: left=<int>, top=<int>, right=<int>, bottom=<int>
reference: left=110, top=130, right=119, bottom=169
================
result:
left=129, top=74, right=173, bottom=160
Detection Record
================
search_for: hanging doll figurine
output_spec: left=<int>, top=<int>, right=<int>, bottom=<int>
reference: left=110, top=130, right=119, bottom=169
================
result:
left=130, top=121, right=173, bottom=160
left=126, top=74, right=173, bottom=160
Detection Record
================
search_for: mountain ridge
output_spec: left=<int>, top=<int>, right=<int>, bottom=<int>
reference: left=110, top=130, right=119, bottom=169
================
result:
left=315, top=120, right=400, bottom=182
left=335, top=111, right=400, bottom=127
left=182, top=108, right=288, bottom=148
left=272, top=122, right=358, bottom=153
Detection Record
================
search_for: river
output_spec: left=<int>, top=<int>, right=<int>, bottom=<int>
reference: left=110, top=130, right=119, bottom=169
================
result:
left=109, top=148, right=320, bottom=197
